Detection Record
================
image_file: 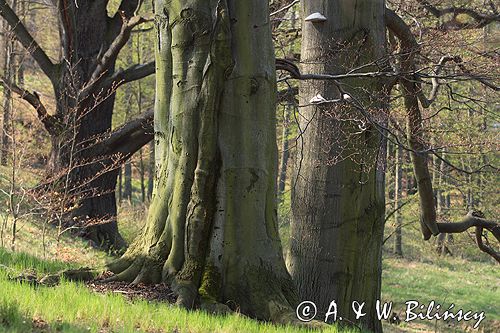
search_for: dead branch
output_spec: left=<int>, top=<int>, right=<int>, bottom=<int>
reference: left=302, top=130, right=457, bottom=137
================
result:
left=416, top=0, right=500, bottom=29
left=0, top=77, right=62, bottom=135
left=436, top=211, right=499, bottom=263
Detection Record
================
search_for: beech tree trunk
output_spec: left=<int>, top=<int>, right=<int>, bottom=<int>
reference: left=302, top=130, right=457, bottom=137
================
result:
left=287, top=1, right=387, bottom=332
left=109, top=0, right=299, bottom=322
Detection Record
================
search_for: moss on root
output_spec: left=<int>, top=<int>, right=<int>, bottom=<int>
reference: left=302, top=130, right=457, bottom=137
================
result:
left=198, top=263, right=222, bottom=302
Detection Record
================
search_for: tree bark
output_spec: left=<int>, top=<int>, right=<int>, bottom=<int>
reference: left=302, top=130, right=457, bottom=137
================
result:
left=287, top=1, right=388, bottom=331
left=147, top=140, right=154, bottom=200
left=109, top=0, right=300, bottom=322
left=41, top=1, right=146, bottom=250
left=1, top=0, right=15, bottom=166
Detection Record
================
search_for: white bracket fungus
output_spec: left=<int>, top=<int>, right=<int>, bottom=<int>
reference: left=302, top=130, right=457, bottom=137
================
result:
left=304, top=12, right=327, bottom=23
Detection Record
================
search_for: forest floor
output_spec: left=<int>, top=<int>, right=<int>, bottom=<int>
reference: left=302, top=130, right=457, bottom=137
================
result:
left=0, top=170, right=498, bottom=333
left=0, top=215, right=497, bottom=333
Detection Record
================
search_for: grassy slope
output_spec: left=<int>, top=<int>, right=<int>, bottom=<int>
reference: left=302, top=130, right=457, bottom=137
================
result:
left=0, top=248, right=359, bottom=333
left=0, top=169, right=497, bottom=333
left=1, top=219, right=498, bottom=333
left=381, top=257, right=499, bottom=333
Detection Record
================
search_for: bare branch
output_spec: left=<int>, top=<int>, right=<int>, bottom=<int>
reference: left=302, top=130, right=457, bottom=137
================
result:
left=276, top=58, right=397, bottom=81
left=82, top=14, right=151, bottom=98
left=0, top=77, right=62, bottom=135
left=91, top=109, right=154, bottom=159
left=437, top=211, right=499, bottom=263
left=0, top=0, right=56, bottom=80
left=417, top=0, right=500, bottom=29
left=270, top=0, right=299, bottom=17
left=104, top=61, right=155, bottom=90
left=386, top=8, right=439, bottom=240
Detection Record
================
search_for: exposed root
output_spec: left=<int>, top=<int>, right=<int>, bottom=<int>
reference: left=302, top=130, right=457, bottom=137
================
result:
left=172, top=279, right=198, bottom=309
left=199, top=298, right=232, bottom=315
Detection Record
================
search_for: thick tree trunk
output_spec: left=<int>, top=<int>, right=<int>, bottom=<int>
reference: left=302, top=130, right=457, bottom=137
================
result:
left=287, top=1, right=387, bottom=332
left=109, top=0, right=299, bottom=322
left=42, top=1, right=134, bottom=251
left=0, top=0, right=152, bottom=250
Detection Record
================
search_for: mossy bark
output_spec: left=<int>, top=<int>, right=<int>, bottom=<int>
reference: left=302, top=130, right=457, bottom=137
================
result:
left=287, top=1, right=388, bottom=332
left=109, top=0, right=298, bottom=322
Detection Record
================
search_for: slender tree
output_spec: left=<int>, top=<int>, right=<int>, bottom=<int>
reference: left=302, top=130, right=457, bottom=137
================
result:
left=0, top=0, right=15, bottom=166
left=394, top=143, right=403, bottom=256
left=147, top=140, right=154, bottom=200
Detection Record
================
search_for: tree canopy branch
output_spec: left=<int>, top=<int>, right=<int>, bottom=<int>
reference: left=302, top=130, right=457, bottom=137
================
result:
left=0, top=77, right=62, bottom=135
left=0, top=0, right=56, bottom=80
left=437, top=211, right=499, bottom=263
left=417, top=0, right=500, bottom=29
left=90, top=15, right=150, bottom=85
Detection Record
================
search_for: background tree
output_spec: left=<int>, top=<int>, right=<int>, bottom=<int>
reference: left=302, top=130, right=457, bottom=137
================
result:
left=0, top=0, right=156, bottom=249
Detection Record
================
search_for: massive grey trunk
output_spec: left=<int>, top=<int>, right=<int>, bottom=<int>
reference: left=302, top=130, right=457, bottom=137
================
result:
left=287, top=1, right=387, bottom=331
left=109, top=0, right=300, bottom=322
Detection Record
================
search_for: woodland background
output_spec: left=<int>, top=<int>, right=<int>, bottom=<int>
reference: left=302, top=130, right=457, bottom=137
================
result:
left=0, top=0, right=498, bottom=332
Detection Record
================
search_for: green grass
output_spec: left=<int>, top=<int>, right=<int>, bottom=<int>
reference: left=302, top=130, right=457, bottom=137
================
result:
left=0, top=283, right=360, bottom=333
left=0, top=248, right=359, bottom=333
left=381, top=257, right=499, bottom=332
left=0, top=170, right=497, bottom=332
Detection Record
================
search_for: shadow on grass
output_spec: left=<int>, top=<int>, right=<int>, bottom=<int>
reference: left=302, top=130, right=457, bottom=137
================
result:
left=0, top=247, right=71, bottom=274
left=0, top=300, right=91, bottom=333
